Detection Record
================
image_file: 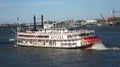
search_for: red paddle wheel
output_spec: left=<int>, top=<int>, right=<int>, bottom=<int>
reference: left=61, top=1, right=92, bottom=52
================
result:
left=83, top=36, right=102, bottom=48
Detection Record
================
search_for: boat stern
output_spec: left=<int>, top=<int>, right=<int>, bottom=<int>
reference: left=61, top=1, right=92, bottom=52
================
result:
left=81, top=36, right=102, bottom=48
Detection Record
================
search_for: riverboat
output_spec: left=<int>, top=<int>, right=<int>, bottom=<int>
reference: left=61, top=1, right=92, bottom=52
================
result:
left=16, top=15, right=102, bottom=48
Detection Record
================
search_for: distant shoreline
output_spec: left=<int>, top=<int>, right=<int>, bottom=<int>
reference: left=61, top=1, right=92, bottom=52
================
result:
left=0, top=23, right=26, bottom=28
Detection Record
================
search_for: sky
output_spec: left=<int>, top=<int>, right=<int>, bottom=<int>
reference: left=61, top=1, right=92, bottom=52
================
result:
left=0, top=0, right=120, bottom=24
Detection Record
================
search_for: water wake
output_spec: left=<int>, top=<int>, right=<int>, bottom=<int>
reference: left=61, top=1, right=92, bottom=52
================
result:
left=9, top=38, right=15, bottom=41
left=108, top=47, right=120, bottom=50
left=87, top=43, right=120, bottom=50
left=88, top=43, right=108, bottom=50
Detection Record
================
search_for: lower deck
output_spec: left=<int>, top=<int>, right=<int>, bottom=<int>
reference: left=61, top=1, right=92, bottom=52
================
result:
left=17, top=38, right=84, bottom=48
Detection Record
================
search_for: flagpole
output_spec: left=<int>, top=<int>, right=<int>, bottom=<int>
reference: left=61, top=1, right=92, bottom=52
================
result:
left=16, top=17, right=19, bottom=43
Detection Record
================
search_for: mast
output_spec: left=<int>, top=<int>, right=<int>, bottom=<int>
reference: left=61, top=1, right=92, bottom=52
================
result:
left=16, top=17, right=20, bottom=43
left=17, top=17, right=20, bottom=33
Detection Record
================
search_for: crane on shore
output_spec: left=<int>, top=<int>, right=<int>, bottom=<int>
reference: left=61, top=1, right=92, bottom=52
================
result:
left=99, top=13, right=105, bottom=22
left=109, top=9, right=120, bottom=17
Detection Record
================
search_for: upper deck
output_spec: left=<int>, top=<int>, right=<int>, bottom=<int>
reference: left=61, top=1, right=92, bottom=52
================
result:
left=18, top=28, right=95, bottom=36
left=17, top=28, right=95, bottom=40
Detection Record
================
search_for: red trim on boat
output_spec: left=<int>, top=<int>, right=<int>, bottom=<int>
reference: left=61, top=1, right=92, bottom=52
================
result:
left=83, top=36, right=102, bottom=48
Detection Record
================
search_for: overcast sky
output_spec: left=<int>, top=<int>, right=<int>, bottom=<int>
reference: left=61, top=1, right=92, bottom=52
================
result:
left=0, top=0, right=120, bottom=24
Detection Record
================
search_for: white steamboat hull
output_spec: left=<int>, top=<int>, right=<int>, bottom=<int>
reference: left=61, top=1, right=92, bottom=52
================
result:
left=16, top=44, right=91, bottom=48
left=16, top=40, right=96, bottom=49
left=16, top=44, right=84, bottom=49
left=16, top=40, right=84, bottom=48
left=16, top=36, right=101, bottom=49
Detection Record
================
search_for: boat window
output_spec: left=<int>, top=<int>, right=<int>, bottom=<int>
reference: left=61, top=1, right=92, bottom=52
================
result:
left=80, top=33, right=85, bottom=36
left=19, top=35, right=49, bottom=38
left=38, top=36, right=49, bottom=38
left=79, top=33, right=90, bottom=36
left=19, top=35, right=34, bottom=37
left=90, top=32, right=95, bottom=35
left=86, top=33, right=89, bottom=36
left=61, top=43, right=77, bottom=45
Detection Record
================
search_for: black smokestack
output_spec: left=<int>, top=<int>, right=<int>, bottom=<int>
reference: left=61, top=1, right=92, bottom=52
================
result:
left=33, top=15, right=37, bottom=31
left=41, top=15, right=44, bottom=28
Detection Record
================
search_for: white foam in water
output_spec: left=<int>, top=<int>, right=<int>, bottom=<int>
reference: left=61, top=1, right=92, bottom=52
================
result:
left=88, top=43, right=120, bottom=50
left=109, top=47, right=120, bottom=50
left=88, top=43, right=108, bottom=50
left=9, top=38, right=15, bottom=41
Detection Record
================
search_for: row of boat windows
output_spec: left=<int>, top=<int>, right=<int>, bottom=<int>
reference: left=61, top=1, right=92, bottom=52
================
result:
left=18, top=39, right=77, bottom=46
left=18, top=39, right=78, bottom=42
left=19, top=35, right=49, bottom=38
left=75, top=32, right=94, bottom=37
left=67, top=32, right=94, bottom=38
left=18, top=32, right=94, bottom=38
left=61, top=43, right=77, bottom=45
